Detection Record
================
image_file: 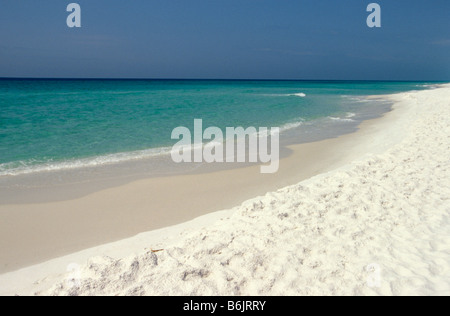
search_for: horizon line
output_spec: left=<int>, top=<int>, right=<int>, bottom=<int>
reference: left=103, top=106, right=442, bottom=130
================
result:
left=0, top=77, right=448, bottom=83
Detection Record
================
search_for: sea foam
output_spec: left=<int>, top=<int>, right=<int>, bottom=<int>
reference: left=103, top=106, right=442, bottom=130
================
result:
left=0, top=147, right=173, bottom=177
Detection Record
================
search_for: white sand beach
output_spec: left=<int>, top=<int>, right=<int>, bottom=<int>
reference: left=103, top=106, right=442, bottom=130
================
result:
left=1, top=85, right=449, bottom=296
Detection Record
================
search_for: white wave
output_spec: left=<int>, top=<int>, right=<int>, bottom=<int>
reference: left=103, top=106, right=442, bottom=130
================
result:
left=342, top=96, right=373, bottom=103
left=342, top=95, right=390, bottom=104
left=263, top=92, right=306, bottom=98
left=0, top=147, right=173, bottom=177
left=419, top=84, right=444, bottom=89
left=0, top=117, right=306, bottom=177
left=279, top=120, right=304, bottom=132
left=288, top=93, right=306, bottom=97
left=328, top=116, right=355, bottom=123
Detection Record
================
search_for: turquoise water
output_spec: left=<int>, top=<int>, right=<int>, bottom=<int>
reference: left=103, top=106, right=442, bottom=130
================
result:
left=0, top=79, right=435, bottom=176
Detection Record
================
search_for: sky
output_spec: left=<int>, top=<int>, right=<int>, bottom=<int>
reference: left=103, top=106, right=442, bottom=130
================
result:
left=0, top=0, right=449, bottom=80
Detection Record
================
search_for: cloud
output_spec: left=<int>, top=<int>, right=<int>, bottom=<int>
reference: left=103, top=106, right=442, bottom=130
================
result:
left=432, top=39, right=450, bottom=46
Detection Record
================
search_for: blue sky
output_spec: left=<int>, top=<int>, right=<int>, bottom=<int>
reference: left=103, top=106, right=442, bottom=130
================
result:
left=0, top=0, right=449, bottom=80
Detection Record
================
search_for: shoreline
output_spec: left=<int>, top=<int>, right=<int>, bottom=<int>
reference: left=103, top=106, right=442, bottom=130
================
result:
left=0, top=94, right=400, bottom=274
left=0, top=84, right=449, bottom=295
left=0, top=96, right=390, bottom=206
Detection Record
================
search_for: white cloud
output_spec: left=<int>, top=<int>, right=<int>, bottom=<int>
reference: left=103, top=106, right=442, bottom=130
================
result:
left=432, top=39, right=450, bottom=46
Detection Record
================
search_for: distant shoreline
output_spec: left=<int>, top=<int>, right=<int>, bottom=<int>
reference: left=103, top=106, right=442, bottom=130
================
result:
left=1, top=77, right=448, bottom=82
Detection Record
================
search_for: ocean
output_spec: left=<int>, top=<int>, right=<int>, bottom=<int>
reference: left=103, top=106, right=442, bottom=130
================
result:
left=0, top=79, right=436, bottom=178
